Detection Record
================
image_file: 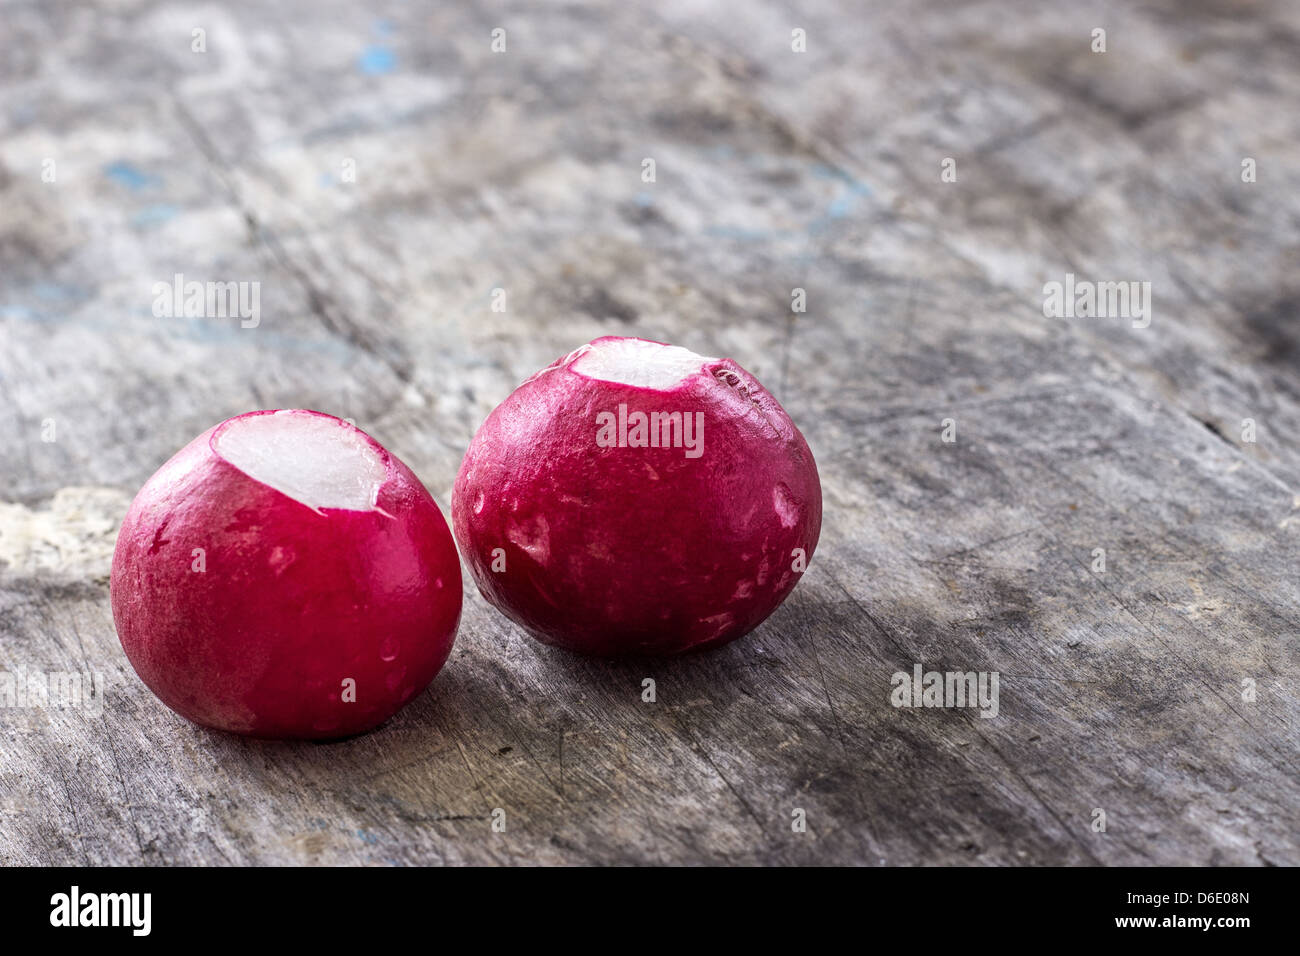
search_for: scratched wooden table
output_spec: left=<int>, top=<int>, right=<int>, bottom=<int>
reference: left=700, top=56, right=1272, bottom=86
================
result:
left=2, top=0, right=1297, bottom=866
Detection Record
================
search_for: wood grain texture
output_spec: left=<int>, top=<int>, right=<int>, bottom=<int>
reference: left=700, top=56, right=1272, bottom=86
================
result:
left=1, top=0, right=1297, bottom=865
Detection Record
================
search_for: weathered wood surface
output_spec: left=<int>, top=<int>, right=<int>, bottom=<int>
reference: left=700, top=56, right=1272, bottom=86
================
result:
left=1, top=0, right=1298, bottom=865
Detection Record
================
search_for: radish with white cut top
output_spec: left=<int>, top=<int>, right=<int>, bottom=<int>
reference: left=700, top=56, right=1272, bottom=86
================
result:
left=453, top=336, right=822, bottom=655
left=110, top=410, right=462, bottom=739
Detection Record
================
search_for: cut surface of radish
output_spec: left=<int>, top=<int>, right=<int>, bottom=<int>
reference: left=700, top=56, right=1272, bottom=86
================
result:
left=215, top=411, right=386, bottom=512
left=570, top=338, right=715, bottom=390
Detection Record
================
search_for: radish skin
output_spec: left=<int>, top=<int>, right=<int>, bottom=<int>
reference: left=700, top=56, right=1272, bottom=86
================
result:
left=111, top=410, right=462, bottom=739
left=453, top=337, right=822, bottom=655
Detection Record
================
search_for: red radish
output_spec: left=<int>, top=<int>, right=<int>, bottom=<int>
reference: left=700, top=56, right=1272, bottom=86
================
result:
left=110, top=410, right=461, bottom=739
left=453, top=336, right=822, bottom=655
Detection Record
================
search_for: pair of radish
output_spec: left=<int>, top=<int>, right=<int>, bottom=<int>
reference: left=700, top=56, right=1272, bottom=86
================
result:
left=111, top=337, right=823, bottom=738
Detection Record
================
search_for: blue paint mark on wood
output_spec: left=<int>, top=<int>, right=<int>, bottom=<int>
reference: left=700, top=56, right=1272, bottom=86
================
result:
left=359, top=46, right=396, bottom=75
left=132, top=204, right=179, bottom=227
left=821, top=179, right=872, bottom=223
left=33, top=282, right=83, bottom=301
left=103, top=161, right=159, bottom=190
